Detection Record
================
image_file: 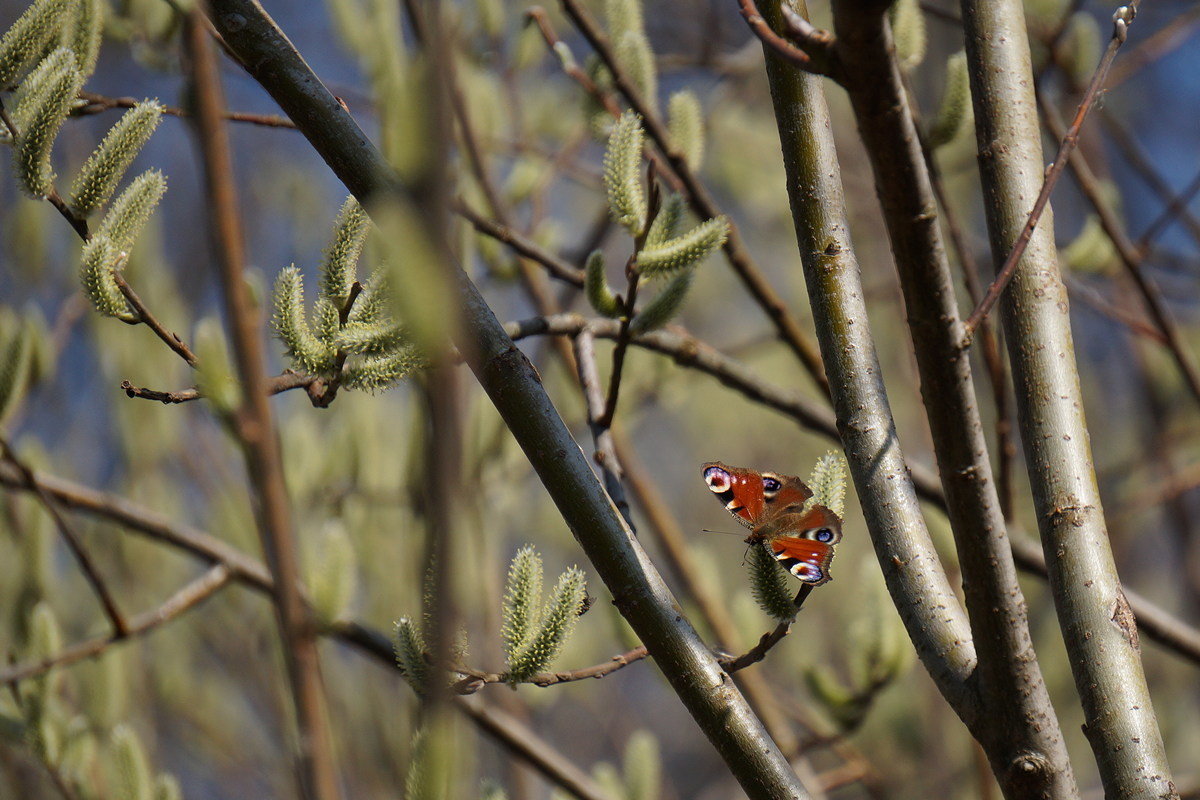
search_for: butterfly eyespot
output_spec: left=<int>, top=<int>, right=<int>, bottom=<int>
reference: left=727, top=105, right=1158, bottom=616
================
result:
left=793, top=563, right=823, bottom=582
left=704, top=466, right=732, bottom=493
left=762, top=476, right=781, bottom=495
left=815, top=528, right=834, bottom=543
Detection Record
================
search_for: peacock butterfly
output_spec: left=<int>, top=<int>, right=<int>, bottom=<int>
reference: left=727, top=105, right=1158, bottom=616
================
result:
left=702, top=462, right=843, bottom=586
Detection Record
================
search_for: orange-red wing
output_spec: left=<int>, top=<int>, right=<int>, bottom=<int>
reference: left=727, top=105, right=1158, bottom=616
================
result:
left=702, top=462, right=812, bottom=527
left=770, top=536, right=835, bottom=586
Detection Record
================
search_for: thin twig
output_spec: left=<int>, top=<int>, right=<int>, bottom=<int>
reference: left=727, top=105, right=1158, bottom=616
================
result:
left=75, top=90, right=298, bottom=128
left=0, top=437, right=129, bottom=637
left=573, top=328, right=634, bottom=526
left=0, top=565, right=231, bottom=685
left=120, top=371, right=318, bottom=404
left=719, top=586, right=813, bottom=672
left=735, top=0, right=825, bottom=75
left=1040, top=94, right=1200, bottom=408
left=963, top=4, right=1139, bottom=338
left=447, top=646, right=650, bottom=694
left=456, top=202, right=585, bottom=287
left=112, top=272, right=200, bottom=367
left=1106, top=2, right=1200, bottom=89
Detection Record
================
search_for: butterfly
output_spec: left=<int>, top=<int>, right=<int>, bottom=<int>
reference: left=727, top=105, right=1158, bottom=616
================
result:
left=702, top=462, right=843, bottom=586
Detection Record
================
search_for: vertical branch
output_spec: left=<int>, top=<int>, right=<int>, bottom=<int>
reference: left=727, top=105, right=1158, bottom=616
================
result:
left=828, top=5, right=1075, bottom=797
left=757, top=0, right=977, bottom=715
left=205, top=3, right=810, bottom=797
left=183, top=10, right=339, bottom=800
left=960, top=1, right=1176, bottom=796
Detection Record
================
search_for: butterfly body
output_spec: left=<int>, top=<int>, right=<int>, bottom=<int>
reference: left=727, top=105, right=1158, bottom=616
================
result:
left=702, top=461, right=843, bottom=586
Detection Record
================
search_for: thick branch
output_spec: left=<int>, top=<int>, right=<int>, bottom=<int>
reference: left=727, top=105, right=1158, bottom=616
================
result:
left=758, top=0, right=976, bottom=714
left=960, top=1, right=1176, bottom=796
left=829, top=6, right=1074, bottom=796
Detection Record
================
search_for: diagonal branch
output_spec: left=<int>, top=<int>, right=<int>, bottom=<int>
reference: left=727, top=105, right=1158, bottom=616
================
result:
left=0, top=437, right=128, bottom=638
left=963, top=4, right=1139, bottom=337
left=0, top=564, right=231, bottom=685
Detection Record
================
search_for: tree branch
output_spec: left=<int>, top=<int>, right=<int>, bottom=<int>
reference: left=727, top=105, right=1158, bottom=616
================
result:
left=0, top=438, right=129, bottom=638
left=960, top=0, right=1176, bottom=795
left=829, top=5, right=1074, bottom=794
left=758, top=0, right=976, bottom=716
left=0, top=564, right=231, bottom=685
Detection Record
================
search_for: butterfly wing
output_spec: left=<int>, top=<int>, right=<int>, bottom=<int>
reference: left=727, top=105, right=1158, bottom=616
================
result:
left=702, top=462, right=812, bottom=528
left=769, top=505, right=842, bottom=586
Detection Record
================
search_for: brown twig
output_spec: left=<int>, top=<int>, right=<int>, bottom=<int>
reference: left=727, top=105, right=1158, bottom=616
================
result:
left=456, top=202, right=585, bottom=287
left=112, top=272, right=200, bottom=367
left=1106, top=2, right=1200, bottom=89
left=183, top=12, right=338, bottom=800
left=448, top=646, right=650, bottom=694
left=963, top=4, right=1139, bottom=338
left=75, top=90, right=298, bottom=128
left=718, top=586, right=813, bottom=672
left=0, top=565, right=231, bottom=685
left=735, top=0, right=825, bottom=75
left=120, top=370, right=318, bottom=404
left=1039, top=94, right=1200, bottom=408
left=0, top=437, right=129, bottom=638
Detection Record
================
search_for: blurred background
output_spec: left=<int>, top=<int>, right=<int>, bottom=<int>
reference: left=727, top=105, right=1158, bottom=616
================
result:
left=1, top=0, right=1199, bottom=797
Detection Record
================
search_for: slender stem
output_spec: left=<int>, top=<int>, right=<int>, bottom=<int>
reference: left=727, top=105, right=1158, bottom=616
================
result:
left=829, top=5, right=1075, bottom=795
left=183, top=12, right=338, bottom=800
left=573, top=329, right=634, bottom=526
left=448, top=646, right=650, bottom=694
left=1106, top=2, right=1200, bottom=89
left=456, top=202, right=584, bottom=287
left=961, top=1, right=1175, bottom=795
left=963, top=4, right=1138, bottom=338
left=718, top=586, right=812, bottom=672
left=0, top=438, right=129, bottom=638
left=735, top=0, right=822, bottom=74
left=0, top=565, right=231, bottom=685
left=597, top=264, right=640, bottom=428
left=75, top=90, right=297, bottom=128
left=112, top=272, right=200, bottom=367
